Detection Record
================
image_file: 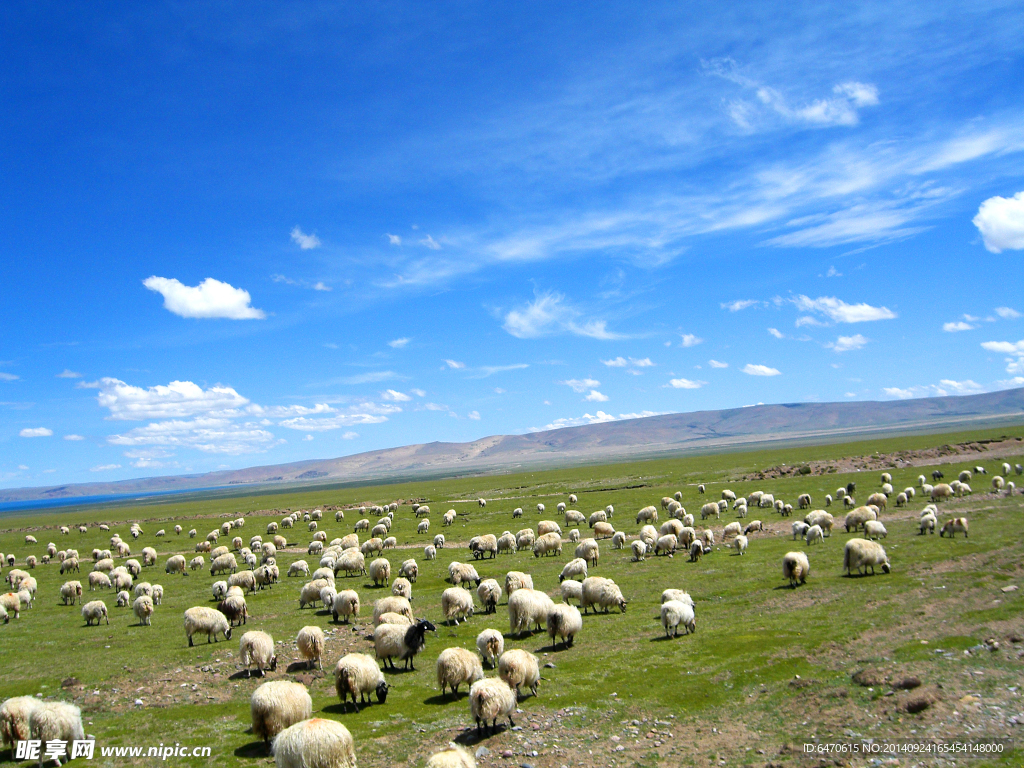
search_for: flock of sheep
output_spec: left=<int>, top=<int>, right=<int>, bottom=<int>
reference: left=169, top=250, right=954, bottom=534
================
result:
left=1, top=460, right=1017, bottom=768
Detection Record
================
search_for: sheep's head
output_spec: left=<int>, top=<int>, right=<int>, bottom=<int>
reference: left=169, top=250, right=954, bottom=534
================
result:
left=224, top=627, right=232, bottom=640
left=270, top=655, right=278, bottom=671
left=618, top=599, right=628, bottom=613
left=375, top=680, right=390, bottom=703
left=881, top=562, right=891, bottom=574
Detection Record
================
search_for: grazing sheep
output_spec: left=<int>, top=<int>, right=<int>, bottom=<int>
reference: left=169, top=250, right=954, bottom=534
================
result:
left=611, top=531, right=626, bottom=549
left=636, top=506, right=659, bottom=525
left=843, top=496, right=856, bottom=509
left=189, top=556, right=205, bottom=571
left=437, top=647, right=484, bottom=696
left=589, top=521, right=613, bottom=540
left=805, top=525, right=823, bottom=546
left=843, top=539, right=891, bottom=576
left=397, top=559, right=418, bottom=583
left=334, top=653, right=389, bottom=710
left=60, top=580, right=83, bottom=605
left=332, top=590, right=361, bottom=623
left=743, top=520, right=764, bottom=536
left=391, top=576, right=412, bottom=601
left=372, top=595, right=413, bottom=625
left=512, top=507, right=523, bottom=518
left=559, top=558, right=589, bottom=583
left=361, top=538, right=384, bottom=557
left=508, top=588, right=555, bottom=635
left=864, top=520, right=887, bottom=540
left=250, top=681, right=312, bottom=748
left=297, top=626, right=325, bottom=671
left=547, top=603, right=583, bottom=648
left=797, top=493, right=812, bottom=510
left=443, top=510, right=457, bottom=526
left=560, top=579, right=583, bottom=605
left=369, top=558, right=392, bottom=587
left=82, top=599, right=108, bottom=625
left=655, top=534, right=678, bottom=556
left=931, top=483, right=955, bottom=501
left=184, top=606, right=232, bottom=646
left=661, top=589, right=694, bottom=607
left=469, top=677, right=517, bottom=734
left=587, top=511, right=607, bottom=528
left=844, top=506, right=877, bottom=533
left=537, top=520, right=561, bottom=537
left=469, top=534, right=498, bottom=560
left=424, top=545, right=437, bottom=561
left=919, top=513, right=937, bottom=535
left=476, top=628, right=504, bottom=668
left=335, top=549, right=366, bottom=578
left=27, top=702, right=85, bottom=765
left=993, top=476, right=1006, bottom=490
left=574, top=538, right=599, bottom=567
left=700, top=502, right=720, bottom=521
left=504, top=571, right=533, bottom=597
left=515, top=529, right=535, bottom=550
left=782, top=551, right=810, bottom=587
left=288, top=561, right=310, bottom=578
left=532, top=532, right=563, bottom=558
left=725, top=534, right=747, bottom=555
left=60, top=558, right=80, bottom=575
left=881, top=483, right=894, bottom=496
left=433, top=534, right=445, bottom=550
left=631, top=540, right=647, bottom=561
left=1, top=696, right=41, bottom=750
left=866, top=492, right=888, bottom=511
left=895, top=492, right=908, bottom=507
left=498, top=648, right=541, bottom=702
left=804, top=510, right=834, bottom=535
left=442, top=587, right=476, bottom=625
left=940, top=517, right=969, bottom=538
left=564, top=509, right=585, bottom=526
left=580, top=576, right=626, bottom=614
left=87, top=571, right=111, bottom=591
left=133, top=594, right=154, bottom=625
left=229, top=569, right=258, bottom=593
left=417, top=519, right=430, bottom=534
left=477, top=579, right=501, bottom=614
left=116, top=589, right=131, bottom=607
left=299, top=578, right=332, bottom=609
left=661, top=600, right=696, bottom=637
left=373, top=618, right=437, bottom=670
left=210, top=553, right=238, bottom=576
left=449, top=561, right=482, bottom=588
left=825, top=494, right=833, bottom=507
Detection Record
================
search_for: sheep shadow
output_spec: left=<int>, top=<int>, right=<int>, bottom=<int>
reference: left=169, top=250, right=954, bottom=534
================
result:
left=314, top=609, right=332, bottom=617
left=453, top=726, right=508, bottom=746
left=772, top=584, right=802, bottom=591
left=228, top=669, right=264, bottom=681
left=423, top=691, right=469, bottom=706
left=321, top=702, right=375, bottom=715
left=380, top=665, right=417, bottom=675
left=649, top=633, right=691, bottom=642
left=286, top=661, right=317, bottom=674
left=233, top=741, right=270, bottom=758
left=532, top=642, right=568, bottom=653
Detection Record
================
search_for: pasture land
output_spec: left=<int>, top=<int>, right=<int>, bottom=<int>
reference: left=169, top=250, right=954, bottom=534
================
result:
left=1, top=426, right=1022, bottom=767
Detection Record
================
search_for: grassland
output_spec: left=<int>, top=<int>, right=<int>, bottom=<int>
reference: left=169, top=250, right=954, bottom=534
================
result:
left=1, top=426, right=1023, bottom=768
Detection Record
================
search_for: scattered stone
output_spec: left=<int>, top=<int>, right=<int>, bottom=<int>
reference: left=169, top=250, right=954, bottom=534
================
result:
left=61, top=678, right=79, bottom=689
left=543, top=662, right=556, bottom=669
left=134, top=699, right=144, bottom=706
left=475, top=746, right=490, bottom=759
left=1001, top=585, right=1018, bottom=593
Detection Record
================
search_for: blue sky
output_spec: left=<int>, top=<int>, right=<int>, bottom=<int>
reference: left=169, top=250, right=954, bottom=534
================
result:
left=2, top=2, right=1024, bottom=488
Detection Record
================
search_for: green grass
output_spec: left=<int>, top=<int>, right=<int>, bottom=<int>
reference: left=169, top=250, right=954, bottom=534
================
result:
left=1, top=425, right=1023, bottom=766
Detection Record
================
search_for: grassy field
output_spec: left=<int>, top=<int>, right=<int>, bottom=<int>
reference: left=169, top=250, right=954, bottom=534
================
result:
left=1, top=426, right=1023, bottom=767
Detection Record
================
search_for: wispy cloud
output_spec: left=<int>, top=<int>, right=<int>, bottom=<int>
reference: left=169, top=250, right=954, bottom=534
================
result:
left=666, top=378, right=705, bottom=389
left=63, top=434, right=85, bottom=441
left=0, top=372, right=19, bottom=382
left=721, top=299, right=760, bottom=312
left=443, top=359, right=465, bottom=369
left=791, top=295, right=897, bottom=323
left=19, top=427, right=53, bottom=437
left=388, top=337, right=410, bottom=348
left=883, top=379, right=987, bottom=400
left=385, top=233, right=401, bottom=246
left=56, top=369, right=82, bottom=379
left=502, top=291, right=625, bottom=340
left=561, top=378, right=600, bottom=393
left=143, top=277, right=265, bottom=320
left=291, top=226, right=322, bottom=250
left=336, top=371, right=400, bottom=384
left=312, top=281, right=331, bottom=292
left=468, top=410, right=481, bottom=420
left=943, top=321, right=975, bottom=332
left=420, top=234, right=442, bottom=250
left=380, top=389, right=412, bottom=402
left=768, top=327, right=784, bottom=339
left=535, top=409, right=665, bottom=432
left=90, top=464, right=122, bottom=472
left=584, top=390, right=609, bottom=402
left=679, top=334, right=702, bottom=347
left=708, top=360, right=729, bottom=368
left=742, top=364, right=781, bottom=376
left=601, top=356, right=653, bottom=368
left=995, top=307, right=1021, bottom=320
left=973, top=191, right=1024, bottom=253
left=826, top=333, right=868, bottom=352
left=472, top=364, right=529, bottom=378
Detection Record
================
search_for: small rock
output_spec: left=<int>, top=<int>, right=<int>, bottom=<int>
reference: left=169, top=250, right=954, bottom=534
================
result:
left=134, top=699, right=144, bottom=706
left=511, top=725, right=523, bottom=731
left=543, top=662, right=556, bottom=669
left=610, top=736, right=620, bottom=742
left=1001, top=585, right=1018, bottom=593
left=501, top=750, right=514, bottom=758
left=475, top=747, right=490, bottom=759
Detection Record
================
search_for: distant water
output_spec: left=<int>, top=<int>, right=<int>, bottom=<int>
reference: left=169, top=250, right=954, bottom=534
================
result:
left=0, top=487, right=227, bottom=515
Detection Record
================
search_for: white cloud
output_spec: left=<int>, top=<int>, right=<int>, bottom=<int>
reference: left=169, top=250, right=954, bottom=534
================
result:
left=742, top=364, right=781, bottom=376
left=342, top=431, right=359, bottom=439
left=290, top=227, right=322, bottom=250
left=468, top=410, right=481, bottom=420
left=493, top=388, right=505, bottom=394
left=56, top=369, right=82, bottom=379
left=680, top=334, right=702, bottom=347
left=768, top=328, right=784, bottom=339
left=981, top=340, right=1024, bottom=354
left=381, top=389, right=412, bottom=402
left=602, top=357, right=628, bottom=367
left=795, top=316, right=825, bottom=327
left=63, top=434, right=85, bottom=441
left=108, top=417, right=280, bottom=454
left=845, top=392, right=857, bottom=397
left=791, top=295, right=897, bottom=323
left=827, top=333, right=868, bottom=352
left=444, top=359, right=466, bottom=369
left=721, top=299, right=759, bottom=312
left=420, top=234, right=442, bottom=250
left=995, top=307, right=1021, bottom=319
left=409, top=388, right=426, bottom=397
left=630, top=358, right=654, bottom=367
left=561, top=378, right=601, bottom=393
left=312, top=281, right=331, bottom=292
left=94, top=378, right=250, bottom=421
left=536, top=409, right=665, bottom=431
left=0, top=372, right=18, bottom=382
left=826, top=266, right=841, bottom=277
left=143, top=276, right=266, bottom=320
left=473, top=364, right=529, bottom=378
left=90, top=464, right=121, bottom=472
left=708, top=360, right=729, bottom=368
left=336, top=371, right=400, bottom=385
left=883, top=387, right=914, bottom=399
left=939, top=379, right=984, bottom=394
left=502, top=292, right=625, bottom=340
left=17, top=464, right=28, bottom=470
left=386, top=234, right=402, bottom=245
left=943, top=321, right=975, bottom=332
left=973, top=191, right=1024, bottom=253
left=388, top=337, right=410, bottom=348
left=667, top=378, right=705, bottom=389
left=303, top=434, right=314, bottom=441
left=19, top=427, right=53, bottom=437
left=601, top=356, right=652, bottom=368
left=584, top=390, right=609, bottom=402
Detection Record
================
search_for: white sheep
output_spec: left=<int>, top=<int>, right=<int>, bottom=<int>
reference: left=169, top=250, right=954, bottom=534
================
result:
left=636, top=505, right=659, bottom=524
left=433, top=533, right=445, bottom=549
left=919, top=512, right=937, bottom=535
left=183, top=606, right=232, bottom=646
left=297, top=625, right=325, bottom=671
left=476, top=628, right=504, bottom=668
left=507, top=588, right=554, bottom=635
left=580, top=576, right=626, bottom=614
left=559, top=558, right=588, bottom=583
left=424, top=545, right=437, bottom=561
left=28, top=702, right=85, bottom=765
left=436, top=647, right=484, bottom=696
left=477, top=579, right=501, bottom=614
left=864, top=520, right=887, bottom=540
left=661, top=600, right=696, bottom=637
left=334, top=652, right=389, bottom=709
left=442, top=587, right=475, bottom=625
left=790, top=521, right=808, bottom=540
left=782, top=551, right=810, bottom=587
left=251, top=681, right=313, bottom=746
left=372, top=595, right=413, bottom=625
left=498, top=648, right=541, bottom=699
left=504, top=571, right=533, bottom=597
left=391, top=576, right=413, bottom=602
left=1, top=696, right=40, bottom=750
left=805, top=525, right=823, bottom=546
left=132, top=594, right=154, bottom=625
left=288, top=561, right=310, bottom=578
left=843, top=539, right=891, bottom=576
left=373, top=618, right=437, bottom=670
left=630, top=540, right=647, bottom=562
left=532, top=532, right=562, bottom=558
left=611, top=531, right=626, bottom=549
left=59, top=580, right=83, bottom=605
left=469, top=677, right=517, bottom=734
left=239, top=630, right=278, bottom=677
left=332, top=590, right=361, bottom=623
left=940, top=517, right=969, bottom=538
left=82, top=599, right=108, bottom=625
left=546, top=603, right=583, bottom=648
left=369, top=558, right=392, bottom=587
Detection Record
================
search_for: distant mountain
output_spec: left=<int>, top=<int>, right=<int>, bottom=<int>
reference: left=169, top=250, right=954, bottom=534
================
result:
left=3, top=388, right=1024, bottom=504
